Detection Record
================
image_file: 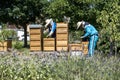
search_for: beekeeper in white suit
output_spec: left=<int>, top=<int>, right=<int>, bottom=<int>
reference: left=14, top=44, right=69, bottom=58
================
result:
left=44, top=19, right=56, bottom=38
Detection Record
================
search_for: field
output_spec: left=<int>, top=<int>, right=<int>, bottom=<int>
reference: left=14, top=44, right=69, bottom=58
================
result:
left=0, top=50, right=120, bottom=80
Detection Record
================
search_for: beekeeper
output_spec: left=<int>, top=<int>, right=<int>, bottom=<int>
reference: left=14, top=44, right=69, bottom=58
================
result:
left=77, top=21, right=99, bottom=57
left=44, top=19, right=56, bottom=38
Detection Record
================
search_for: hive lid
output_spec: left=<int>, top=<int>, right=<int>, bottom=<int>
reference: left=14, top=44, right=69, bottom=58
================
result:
left=29, top=24, right=43, bottom=28
left=71, top=40, right=82, bottom=44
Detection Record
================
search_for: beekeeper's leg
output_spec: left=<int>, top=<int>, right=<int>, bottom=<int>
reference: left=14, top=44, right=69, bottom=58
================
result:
left=88, top=35, right=95, bottom=56
left=93, top=35, right=98, bottom=51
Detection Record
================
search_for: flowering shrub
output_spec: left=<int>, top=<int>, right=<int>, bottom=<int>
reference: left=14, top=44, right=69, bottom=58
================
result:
left=0, top=52, right=120, bottom=80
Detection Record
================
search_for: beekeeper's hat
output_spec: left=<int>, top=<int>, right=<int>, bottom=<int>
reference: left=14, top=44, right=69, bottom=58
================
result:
left=45, top=19, right=53, bottom=28
left=77, top=21, right=85, bottom=29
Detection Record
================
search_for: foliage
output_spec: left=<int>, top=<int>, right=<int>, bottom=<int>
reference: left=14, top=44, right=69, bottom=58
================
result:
left=44, top=0, right=101, bottom=29
left=0, top=53, right=120, bottom=80
left=97, top=0, right=120, bottom=54
left=69, top=30, right=84, bottom=43
left=0, top=0, right=47, bottom=24
left=13, top=41, right=23, bottom=49
left=0, top=0, right=48, bottom=47
left=0, top=29, right=16, bottom=42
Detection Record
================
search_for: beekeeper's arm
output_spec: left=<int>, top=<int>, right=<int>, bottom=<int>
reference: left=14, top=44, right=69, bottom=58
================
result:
left=43, top=28, right=49, bottom=34
left=81, top=26, right=91, bottom=38
left=47, top=23, right=56, bottom=37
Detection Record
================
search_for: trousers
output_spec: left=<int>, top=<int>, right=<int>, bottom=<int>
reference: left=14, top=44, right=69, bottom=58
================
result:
left=88, top=35, right=98, bottom=56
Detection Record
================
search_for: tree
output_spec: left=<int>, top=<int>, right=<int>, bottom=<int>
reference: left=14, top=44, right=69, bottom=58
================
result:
left=0, top=0, right=48, bottom=47
left=97, top=0, right=120, bottom=55
left=44, top=0, right=101, bottom=29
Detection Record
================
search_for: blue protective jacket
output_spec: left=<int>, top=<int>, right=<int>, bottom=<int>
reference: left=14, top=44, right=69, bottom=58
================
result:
left=82, top=23, right=98, bottom=38
left=49, top=22, right=56, bottom=37
left=51, top=22, right=56, bottom=33
left=82, top=22, right=98, bottom=56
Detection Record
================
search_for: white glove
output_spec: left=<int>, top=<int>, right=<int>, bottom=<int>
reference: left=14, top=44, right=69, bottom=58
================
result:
left=80, top=36, right=84, bottom=38
left=46, top=35, right=51, bottom=38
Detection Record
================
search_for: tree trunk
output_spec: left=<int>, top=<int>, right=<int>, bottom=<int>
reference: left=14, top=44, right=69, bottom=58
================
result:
left=114, top=41, right=117, bottom=56
left=22, top=24, right=28, bottom=47
left=110, top=41, right=113, bottom=55
left=110, top=38, right=113, bottom=55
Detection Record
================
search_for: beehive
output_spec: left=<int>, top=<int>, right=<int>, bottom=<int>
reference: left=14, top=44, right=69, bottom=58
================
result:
left=69, top=43, right=83, bottom=51
left=82, top=41, right=89, bottom=55
left=0, top=40, right=12, bottom=51
left=56, top=23, right=68, bottom=51
left=43, top=38, right=55, bottom=51
left=29, top=24, right=43, bottom=51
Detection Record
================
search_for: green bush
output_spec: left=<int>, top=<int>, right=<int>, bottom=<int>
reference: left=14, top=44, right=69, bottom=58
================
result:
left=13, top=41, right=23, bottom=49
left=69, top=30, right=84, bottom=43
left=0, top=29, right=17, bottom=41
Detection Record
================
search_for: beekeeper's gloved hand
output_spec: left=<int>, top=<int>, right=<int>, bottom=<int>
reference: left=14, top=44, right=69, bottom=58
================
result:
left=47, top=31, right=53, bottom=38
left=80, top=36, right=84, bottom=38
left=46, top=35, right=50, bottom=38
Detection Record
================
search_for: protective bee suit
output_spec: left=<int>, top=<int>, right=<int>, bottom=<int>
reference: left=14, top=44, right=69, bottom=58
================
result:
left=44, top=19, right=56, bottom=38
left=77, top=21, right=99, bottom=56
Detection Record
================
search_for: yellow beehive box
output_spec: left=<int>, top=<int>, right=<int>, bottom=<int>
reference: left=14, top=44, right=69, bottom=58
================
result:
left=56, top=23, right=68, bottom=51
left=0, top=40, right=12, bottom=51
left=69, top=43, right=83, bottom=51
left=43, top=38, right=55, bottom=51
left=30, top=47, right=42, bottom=51
left=56, top=33, right=68, bottom=40
left=30, top=28, right=41, bottom=34
left=82, top=41, right=89, bottom=54
left=29, top=24, right=43, bottom=51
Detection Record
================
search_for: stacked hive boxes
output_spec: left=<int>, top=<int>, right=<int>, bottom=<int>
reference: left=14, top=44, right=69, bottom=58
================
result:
left=43, top=38, right=55, bottom=51
left=56, top=23, right=68, bottom=51
left=82, top=42, right=89, bottom=55
left=29, top=25, right=43, bottom=51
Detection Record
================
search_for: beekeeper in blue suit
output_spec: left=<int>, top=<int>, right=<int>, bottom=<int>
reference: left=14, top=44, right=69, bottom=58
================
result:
left=77, top=21, right=99, bottom=57
left=44, top=19, right=56, bottom=38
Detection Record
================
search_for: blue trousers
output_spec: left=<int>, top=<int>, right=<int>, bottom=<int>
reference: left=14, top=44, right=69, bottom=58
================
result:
left=88, top=35, right=98, bottom=56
